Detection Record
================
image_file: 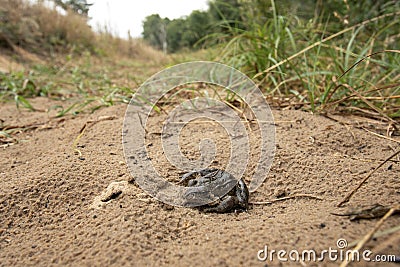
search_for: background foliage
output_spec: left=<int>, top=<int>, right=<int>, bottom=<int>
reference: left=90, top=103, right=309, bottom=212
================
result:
left=142, top=0, right=399, bottom=53
left=1, top=0, right=399, bottom=119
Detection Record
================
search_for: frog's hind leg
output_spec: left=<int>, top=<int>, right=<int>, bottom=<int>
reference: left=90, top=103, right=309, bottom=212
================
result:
left=202, top=196, right=239, bottom=213
left=178, top=171, right=199, bottom=185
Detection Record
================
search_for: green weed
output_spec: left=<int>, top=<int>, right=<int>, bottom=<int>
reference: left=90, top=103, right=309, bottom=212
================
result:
left=211, top=0, right=400, bottom=121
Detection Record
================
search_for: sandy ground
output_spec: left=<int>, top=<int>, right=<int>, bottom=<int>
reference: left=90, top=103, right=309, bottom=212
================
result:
left=1, top=97, right=399, bottom=266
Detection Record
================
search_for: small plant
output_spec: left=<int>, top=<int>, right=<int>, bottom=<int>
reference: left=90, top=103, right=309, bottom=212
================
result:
left=0, top=71, right=38, bottom=110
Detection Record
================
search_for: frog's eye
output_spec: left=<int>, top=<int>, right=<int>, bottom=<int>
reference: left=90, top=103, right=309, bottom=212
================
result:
left=187, top=192, right=196, bottom=199
left=188, top=180, right=198, bottom=187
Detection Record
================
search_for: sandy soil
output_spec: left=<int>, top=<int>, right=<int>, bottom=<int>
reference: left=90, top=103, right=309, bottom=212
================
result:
left=1, top=97, right=399, bottom=266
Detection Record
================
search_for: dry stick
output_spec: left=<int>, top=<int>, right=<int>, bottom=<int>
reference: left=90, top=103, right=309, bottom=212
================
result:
left=2, top=117, right=66, bottom=132
left=363, top=95, right=400, bottom=100
left=347, top=106, right=387, bottom=118
left=221, top=100, right=254, bottom=132
left=324, top=82, right=400, bottom=108
left=72, top=116, right=116, bottom=157
left=339, top=206, right=399, bottom=267
left=166, top=120, right=294, bottom=124
left=137, top=112, right=148, bottom=134
left=250, top=194, right=323, bottom=205
left=72, top=123, right=87, bottom=157
left=366, top=225, right=400, bottom=257
left=338, top=83, right=396, bottom=124
left=337, top=149, right=400, bottom=207
left=254, top=11, right=400, bottom=78
left=340, top=154, right=400, bottom=164
left=347, top=224, right=400, bottom=248
left=362, top=127, right=400, bottom=144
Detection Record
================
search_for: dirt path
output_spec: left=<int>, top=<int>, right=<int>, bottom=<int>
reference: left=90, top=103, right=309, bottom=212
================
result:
left=1, top=98, right=399, bottom=266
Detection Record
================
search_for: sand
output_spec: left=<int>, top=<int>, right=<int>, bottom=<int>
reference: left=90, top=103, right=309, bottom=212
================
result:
left=1, top=97, right=399, bottom=266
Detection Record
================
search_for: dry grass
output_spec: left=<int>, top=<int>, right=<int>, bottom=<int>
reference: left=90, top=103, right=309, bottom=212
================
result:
left=94, top=33, right=166, bottom=62
left=0, top=0, right=94, bottom=54
left=0, top=0, right=169, bottom=115
left=0, top=0, right=166, bottom=61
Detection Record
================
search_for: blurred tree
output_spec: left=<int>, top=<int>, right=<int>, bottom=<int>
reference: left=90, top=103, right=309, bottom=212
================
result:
left=166, top=18, right=186, bottom=52
left=142, top=14, right=168, bottom=52
left=208, top=0, right=244, bottom=29
left=142, top=0, right=400, bottom=53
left=52, top=0, right=92, bottom=16
left=182, top=11, right=211, bottom=48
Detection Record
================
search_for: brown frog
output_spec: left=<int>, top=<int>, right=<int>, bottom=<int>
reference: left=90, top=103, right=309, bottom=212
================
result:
left=179, top=168, right=249, bottom=213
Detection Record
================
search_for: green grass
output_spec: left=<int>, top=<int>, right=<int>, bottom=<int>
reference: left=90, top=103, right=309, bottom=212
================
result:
left=212, top=0, right=400, bottom=121
left=1, top=0, right=399, bottom=124
left=0, top=46, right=212, bottom=118
left=0, top=51, right=162, bottom=116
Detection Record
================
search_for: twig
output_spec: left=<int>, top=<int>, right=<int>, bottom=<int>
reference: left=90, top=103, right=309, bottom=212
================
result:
left=333, top=154, right=400, bottom=164
left=323, top=82, right=400, bottom=109
left=165, top=120, right=293, bottom=124
left=1, top=119, right=63, bottom=132
left=250, top=194, right=323, bottom=205
left=72, top=116, right=116, bottom=157
left=337, top=149, right=400, bottom=207
left=339, top=206, right=399, bottom=267
left=347, top=224, right=400, bottom=248
left=335, top=83, right=395, bottom=124
left=137, top=112, right=148, bottom=133
left=72, top=124, right=87, bottom=158
left=362, top=127, right=400, bottom=144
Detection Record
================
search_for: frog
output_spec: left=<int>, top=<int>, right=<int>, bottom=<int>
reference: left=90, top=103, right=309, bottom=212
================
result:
left=178, top=168, right=249, bottom=213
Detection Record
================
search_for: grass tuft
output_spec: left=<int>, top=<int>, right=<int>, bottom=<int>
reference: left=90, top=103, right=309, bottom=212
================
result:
left=211, top=0, right=400, bottom=122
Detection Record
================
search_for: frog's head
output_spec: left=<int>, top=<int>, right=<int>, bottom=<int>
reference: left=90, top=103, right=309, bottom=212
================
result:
left=236, top=179, right=249, bottom=210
